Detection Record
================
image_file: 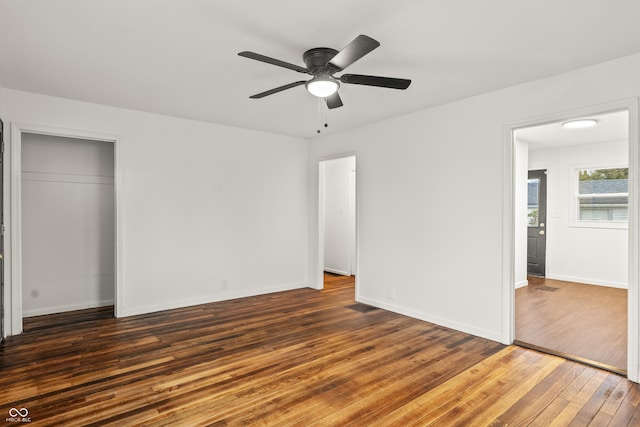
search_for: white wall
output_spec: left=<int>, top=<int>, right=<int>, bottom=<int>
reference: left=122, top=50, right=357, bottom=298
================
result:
left=323, top=156, right=356, bottom=276
left=2, top=88, right=310, bottom=320
left=309, top=53, right=640, bottom=342
left=21, top=134, right=115, bottom=315
left=528, top=140, right=628, bottom=288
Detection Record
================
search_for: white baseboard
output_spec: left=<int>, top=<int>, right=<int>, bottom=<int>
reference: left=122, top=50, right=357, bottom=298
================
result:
left=23, top=299, right=115, bottom=317
left=515, top=279, right=528, bottom=289
left=119, top=282, right=310, bottom=317
left=356, top=295, right=502, bottom=343
left=546, top=274, right=627, bottom=289
left=324, top=268, right=351, bottom=276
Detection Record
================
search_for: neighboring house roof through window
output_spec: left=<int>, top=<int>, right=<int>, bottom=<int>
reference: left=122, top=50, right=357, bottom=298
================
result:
left=579, top=178, right=628, bottom=194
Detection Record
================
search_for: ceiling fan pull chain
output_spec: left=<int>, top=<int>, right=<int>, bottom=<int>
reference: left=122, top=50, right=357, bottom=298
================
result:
left=317, top=98, right=323, bottom=133
left=324, top=103, right=329, bottom=129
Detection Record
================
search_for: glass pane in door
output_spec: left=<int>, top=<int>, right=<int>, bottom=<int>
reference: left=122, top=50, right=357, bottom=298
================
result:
left=528, top=178, right=539, bottom=226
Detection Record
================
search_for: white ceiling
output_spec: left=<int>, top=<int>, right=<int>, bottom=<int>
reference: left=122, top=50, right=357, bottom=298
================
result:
left=1, top=1, right=640, bottom=139
left=516, top=110, right=629, bottom=150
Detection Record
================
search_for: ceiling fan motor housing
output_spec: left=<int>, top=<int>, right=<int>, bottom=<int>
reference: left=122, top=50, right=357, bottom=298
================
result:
left=303, top=48, right=339, bottom=74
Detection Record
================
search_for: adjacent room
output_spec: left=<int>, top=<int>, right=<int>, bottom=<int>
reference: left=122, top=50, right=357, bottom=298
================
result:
left=514, top=111, right=629, bottom=374
left=321, top=155, right=357, bottom=291
left=2, top=1, right=640, bottom=424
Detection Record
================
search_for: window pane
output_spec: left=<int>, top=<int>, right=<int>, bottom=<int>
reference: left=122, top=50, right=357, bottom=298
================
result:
left=579, top=195, right=628, bottom=221
left=528, top=178, right=539, bottom=226
left=578, top=168, right=628, bottom=194
left=577, top=167, right=628, bottom=223
left=580, top=206, right=628, bottom=221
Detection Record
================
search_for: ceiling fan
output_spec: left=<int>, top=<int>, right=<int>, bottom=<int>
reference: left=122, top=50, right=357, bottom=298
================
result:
left=238, top=35, right=411, bottom=109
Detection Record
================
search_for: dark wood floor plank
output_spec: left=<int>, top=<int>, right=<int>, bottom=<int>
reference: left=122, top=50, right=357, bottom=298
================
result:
left=528, top=364, right=595, bottom=424
left=588, top=376, right=634, bottom=426
left=453, top=359, right=582, bottom=426
left=547, top=369, right=611, bottom=425
left=374, top=346, right=548, bottom=426
left=567, top=373, right=622, bottom=426
left=420, top=349, right=564, bottom=426
left=295, top=344, right=491, bottom=426
left=147, top=318, right=437, bottom=424
left=609, top=383, right=640, bottom=426
left=1, top=273, right=639, bottom=425
left=419, top=354, right=548, bottom=425
left=494, top=360, right=586, bottom=425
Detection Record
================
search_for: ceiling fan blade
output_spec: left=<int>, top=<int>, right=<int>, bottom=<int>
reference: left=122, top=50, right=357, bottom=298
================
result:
left=340, top=74, right=411, bottom=89
left=238, top=51, right=308, bottom=73
left=249, top=81, right=307, bottom=99
left=328, top=35, right=380, bottom=71
left=325, top=92, right=343, bottom=109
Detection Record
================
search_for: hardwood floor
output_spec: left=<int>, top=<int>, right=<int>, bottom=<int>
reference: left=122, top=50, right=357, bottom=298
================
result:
left=516, top=276, right=627, bottom=373
left=0, top=274, right=639, bottom=426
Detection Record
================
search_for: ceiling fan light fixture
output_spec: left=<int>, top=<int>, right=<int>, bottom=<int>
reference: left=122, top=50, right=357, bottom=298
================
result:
left=306, top=75, right=340, bottom=98
left=562, top=119, right=598, bottom=129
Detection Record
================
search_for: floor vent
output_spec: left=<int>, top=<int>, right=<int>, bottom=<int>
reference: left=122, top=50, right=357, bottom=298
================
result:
left=348, top=303, right=379, bottom=313
left=535, top=285, right=559, bottom=292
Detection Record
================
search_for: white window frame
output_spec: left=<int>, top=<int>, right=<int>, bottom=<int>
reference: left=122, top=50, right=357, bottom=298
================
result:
left=570, top=164, right=629, bottom=229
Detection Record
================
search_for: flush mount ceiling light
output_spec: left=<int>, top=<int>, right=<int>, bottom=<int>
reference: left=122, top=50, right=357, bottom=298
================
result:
left=562, top=119, right=598, bottom=129
left=305, top=75, right=340, bottom=98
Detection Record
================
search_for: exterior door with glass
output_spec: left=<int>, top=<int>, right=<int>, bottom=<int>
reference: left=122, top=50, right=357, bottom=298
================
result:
left=528, top=169, right=547, bottom=276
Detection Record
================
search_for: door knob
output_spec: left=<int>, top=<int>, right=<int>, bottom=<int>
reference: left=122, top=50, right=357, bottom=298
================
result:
left=539, top=230, right=545, bottom=236
left=540, top=223, right=545, bottom=228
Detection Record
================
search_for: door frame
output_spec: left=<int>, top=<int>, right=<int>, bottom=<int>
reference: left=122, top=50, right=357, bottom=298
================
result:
left=0, top=118, right=4, bottom=341
left=5, top=122, right=122, bottom=336
left=502, top=98, right=640, bottom=381
left=316, top=153, right=358, bottom=291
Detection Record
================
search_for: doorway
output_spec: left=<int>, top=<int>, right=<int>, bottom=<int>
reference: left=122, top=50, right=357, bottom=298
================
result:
left=318, top=155, right=357, bottom=292
left=21, top=133, right=115, bottom=319
left=7, top=123, right=120, bottom=336
left=513, top=109, right=630, bottom=374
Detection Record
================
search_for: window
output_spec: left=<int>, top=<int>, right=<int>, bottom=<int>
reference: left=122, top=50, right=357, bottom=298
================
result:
left=528, top=178, right=539, bottom=226
left=574, top=166, right=628, bottom=227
